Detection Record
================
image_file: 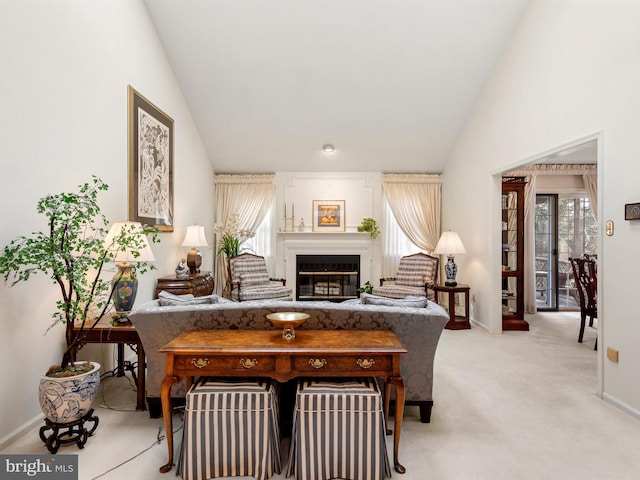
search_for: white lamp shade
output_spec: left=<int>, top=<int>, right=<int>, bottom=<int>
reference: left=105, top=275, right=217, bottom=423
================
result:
left=181, top=225, right=209, bottom=248
left=104, top=221, right=155, bottom=263
left=433, top=231, right=466, bottom=255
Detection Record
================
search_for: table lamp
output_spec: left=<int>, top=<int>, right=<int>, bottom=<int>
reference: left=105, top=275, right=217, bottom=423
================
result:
left=181, top=225, right=208, bottom=274
left=104, top=222, right=155, bottom=320
left=434, top=231, right=466, bottom=286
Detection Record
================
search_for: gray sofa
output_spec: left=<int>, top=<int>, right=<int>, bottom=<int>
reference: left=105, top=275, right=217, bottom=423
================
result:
left=129, top=298, right=449, bottom=422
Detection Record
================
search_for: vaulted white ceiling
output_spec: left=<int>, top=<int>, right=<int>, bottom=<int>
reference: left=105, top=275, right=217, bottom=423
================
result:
left=144, top=0, right=530, bottom=174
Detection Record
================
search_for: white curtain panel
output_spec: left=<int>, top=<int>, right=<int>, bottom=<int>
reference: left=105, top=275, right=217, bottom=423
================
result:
left=214, top=174, right=275, bottom=295
left=381, top=174, right=441, bottom=277
left=583, top=173, right=598, bottom=220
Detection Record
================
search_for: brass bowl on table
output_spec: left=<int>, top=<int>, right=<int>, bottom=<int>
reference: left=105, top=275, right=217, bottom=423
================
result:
left=266, top=312, right=310, bottom=341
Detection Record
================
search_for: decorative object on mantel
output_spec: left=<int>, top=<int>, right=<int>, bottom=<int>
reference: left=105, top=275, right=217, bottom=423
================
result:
left=433, top=231, right=467, bottom=286
left=283, top=202, right=296, bottom=232
left=357, top=217, right=380, bottom=239
left=0, top=176, right=158, bottom=450
left=214, top=213, right=255, bottom=297
left=298, top=217, right=305, bottom=232
left=312, top=200, right=346, bottom=232
left=181, top=224, right=208, bottom=273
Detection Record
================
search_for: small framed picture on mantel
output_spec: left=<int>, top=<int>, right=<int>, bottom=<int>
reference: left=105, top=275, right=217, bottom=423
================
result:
left=312, top=200, right=345, bottom=232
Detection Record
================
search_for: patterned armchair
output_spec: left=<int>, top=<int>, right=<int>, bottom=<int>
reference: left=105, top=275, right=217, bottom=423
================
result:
left=229, top=253, right=293, bottom=302
left=373, top=252, right=439, bottom=301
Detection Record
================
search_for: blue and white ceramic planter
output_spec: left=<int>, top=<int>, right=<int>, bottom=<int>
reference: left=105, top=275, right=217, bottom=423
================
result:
left=38, top=362, right=101, bottom=424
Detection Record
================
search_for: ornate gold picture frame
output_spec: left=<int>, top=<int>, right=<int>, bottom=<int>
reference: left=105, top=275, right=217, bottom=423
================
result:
left=128, top=85, right=174, bottom=231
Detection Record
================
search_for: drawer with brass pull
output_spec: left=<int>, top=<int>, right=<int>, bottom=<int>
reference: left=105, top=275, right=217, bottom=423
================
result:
left=174, top=355, right=276, bottom=373
left=292, top=355, right=391, bottom=374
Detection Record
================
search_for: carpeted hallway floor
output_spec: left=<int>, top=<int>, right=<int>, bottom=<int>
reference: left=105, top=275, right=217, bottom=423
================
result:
left=4, top=311, right=640, bottom=479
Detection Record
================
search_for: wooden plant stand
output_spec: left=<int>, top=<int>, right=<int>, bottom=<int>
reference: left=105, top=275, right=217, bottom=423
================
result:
left=39, top=409, right=99, bottom=453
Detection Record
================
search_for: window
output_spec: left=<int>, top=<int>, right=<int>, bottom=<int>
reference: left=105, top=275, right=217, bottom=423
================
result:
left=242, top=206, right=273, bottom=258
left=381, top=200, right=424, bottom=276
left=558, top=195, right=597, bottom=259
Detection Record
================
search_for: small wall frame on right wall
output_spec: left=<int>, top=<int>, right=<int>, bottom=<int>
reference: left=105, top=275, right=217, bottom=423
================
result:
left=624, top=202, right=640, bottom=220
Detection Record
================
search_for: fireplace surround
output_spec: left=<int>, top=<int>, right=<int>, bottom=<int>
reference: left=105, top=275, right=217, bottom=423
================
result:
left=280, top=232, right=375, bottom=300
left=296, top=254, right=360, bottom=302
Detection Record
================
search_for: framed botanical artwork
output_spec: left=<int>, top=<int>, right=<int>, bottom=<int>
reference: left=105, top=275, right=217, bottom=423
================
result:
left=128, top=85, right=174, bottom=231
left=312, top=200, right=345, bottom=232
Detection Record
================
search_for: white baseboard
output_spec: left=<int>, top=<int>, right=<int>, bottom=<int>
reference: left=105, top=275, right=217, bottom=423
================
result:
left=470, top=318, right=490, bottom=332
left=0, top=412, right=44, bottom=450
left=603, top=392, right=640, bottom=421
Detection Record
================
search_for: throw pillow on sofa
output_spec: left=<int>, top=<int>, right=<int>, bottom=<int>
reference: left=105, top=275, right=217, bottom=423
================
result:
left=360, top=292, right=429, bottom=308
left=158, top=291, right=229, bottom=306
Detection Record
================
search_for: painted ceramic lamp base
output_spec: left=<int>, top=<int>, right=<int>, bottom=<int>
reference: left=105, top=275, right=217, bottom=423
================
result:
left=444, top=257, right=458, bottom=286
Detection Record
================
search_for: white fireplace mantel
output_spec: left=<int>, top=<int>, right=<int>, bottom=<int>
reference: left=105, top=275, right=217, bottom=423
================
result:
left=277, top=231, right=369, bottom=237
left=280, top=234, right=375, bottom=297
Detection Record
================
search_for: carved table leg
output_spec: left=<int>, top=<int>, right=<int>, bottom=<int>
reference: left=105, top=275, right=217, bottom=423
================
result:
left=384, top=381, right=392, bottom=435
left=389, top=375, right=406, bottom=474
left=160, top=375, right=178, bottom=473
left=136, top=341, right=146, bottom=411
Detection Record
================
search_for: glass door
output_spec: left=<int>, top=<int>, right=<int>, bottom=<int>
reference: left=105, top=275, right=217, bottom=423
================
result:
left=535, top=195, right=557, bottom=310
left=557, top=194, right=598, bottom=309
left=535, top=193, right=597, bottom=310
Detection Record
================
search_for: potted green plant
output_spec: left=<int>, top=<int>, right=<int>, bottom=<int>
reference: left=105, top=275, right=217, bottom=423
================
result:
left=0, top=176, right=158, bottom=427
left=358, top=280, right=374, bottom=294
left=357, top=217, right=381, bottom=239
left=214, top=213, right=255, bottom=296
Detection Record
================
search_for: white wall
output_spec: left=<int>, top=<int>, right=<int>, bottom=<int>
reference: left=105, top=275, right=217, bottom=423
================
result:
left=444, top=0, right=640, bottom=416
left=274, top=172, right=383, bottom=285
left=0, top=0, right=214, bottom=443
left=276, top=172, right=382, bottom=234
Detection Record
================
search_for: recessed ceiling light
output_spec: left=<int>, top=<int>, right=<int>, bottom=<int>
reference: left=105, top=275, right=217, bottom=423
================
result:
left=322, top=143, right=335, bottom=153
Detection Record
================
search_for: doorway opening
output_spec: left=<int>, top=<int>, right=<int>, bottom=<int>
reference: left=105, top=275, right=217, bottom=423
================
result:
left=501, top=136, right=599, bottom=319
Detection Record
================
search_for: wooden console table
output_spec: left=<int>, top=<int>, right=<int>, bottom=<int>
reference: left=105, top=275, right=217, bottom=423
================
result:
left=72, top=316, right=145, bottom=410
left=158, top=329, right=407, bottom=474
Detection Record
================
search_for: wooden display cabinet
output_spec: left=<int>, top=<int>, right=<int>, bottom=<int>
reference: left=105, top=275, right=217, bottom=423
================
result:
left=502, top=177, right=528, bottom=331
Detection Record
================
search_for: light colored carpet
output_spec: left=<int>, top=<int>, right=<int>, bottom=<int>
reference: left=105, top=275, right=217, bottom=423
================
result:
left=4, top=311, right=640, bottom=480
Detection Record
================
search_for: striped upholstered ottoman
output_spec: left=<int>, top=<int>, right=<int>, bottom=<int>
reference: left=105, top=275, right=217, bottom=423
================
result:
left=287, top=378, right=391, bottom=480
left=181, top=378, right=281, bottom=480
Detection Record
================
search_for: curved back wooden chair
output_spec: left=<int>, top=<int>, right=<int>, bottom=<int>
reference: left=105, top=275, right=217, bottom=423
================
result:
left=569, top=255, right=597, bottom=347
